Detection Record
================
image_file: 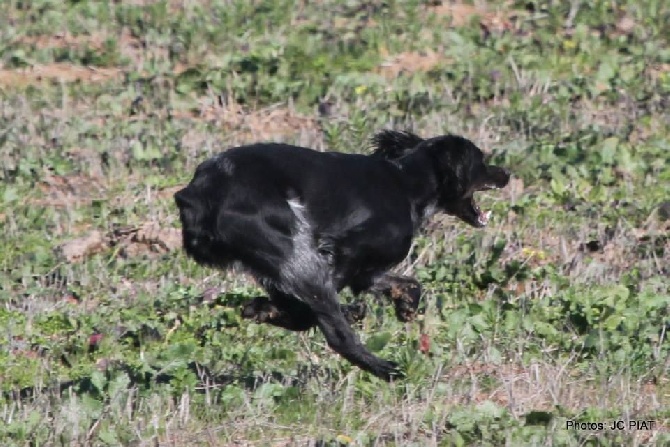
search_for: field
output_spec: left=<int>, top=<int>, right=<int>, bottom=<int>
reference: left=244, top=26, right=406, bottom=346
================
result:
left=0, top=0, right=669, bottom=445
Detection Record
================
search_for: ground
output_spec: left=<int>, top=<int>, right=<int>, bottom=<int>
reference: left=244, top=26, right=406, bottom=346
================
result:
left=0, top=0, right=668, bottom=446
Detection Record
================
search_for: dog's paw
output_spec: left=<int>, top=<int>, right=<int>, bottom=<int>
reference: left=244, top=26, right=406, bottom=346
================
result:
left=342, top=301, right=367, bottom=324
left=390, top=281, right=422, bottom=323
left=373, top=359, right=405, bottom=382
left=241, top=296, right=279, bottom=322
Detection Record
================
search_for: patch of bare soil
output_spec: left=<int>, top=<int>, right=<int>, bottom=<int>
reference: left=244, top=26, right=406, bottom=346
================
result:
left=235, top=105, right=319, bottom=141
left=56, top=230, right=108, bottom=263
left=377, top=50, right=443, bottom=78
left=174, top=101, right=320, bottom=142
left=0, top=64, right=122, bottom=87
left=18, top=31, right=106, bottom=52
left=428, top=1, right=526, bottom=33
left=376, top=2, right=526, bottom=78
left=0, top=27, right=155, bottom=87
left=35, top=172, right=106, bottom=208
left=16, top=27, right=145, bottom=64
left=57, top=222, right=182, bottom=263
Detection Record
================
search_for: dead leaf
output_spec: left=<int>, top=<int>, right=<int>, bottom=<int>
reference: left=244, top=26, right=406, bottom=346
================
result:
left=419, top=333, right=431, bottom=354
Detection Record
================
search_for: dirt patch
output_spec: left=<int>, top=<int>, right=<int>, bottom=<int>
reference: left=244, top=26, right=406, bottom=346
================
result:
left=377, top=2, right=527, bottom=78
left=57, top=222, right=182, bottom=263
left=237, top=105, right=319, bottom=141
left=18, top=31, right=108, bottom=52
left=377, top=50, right=443, bottom=78
left=174, top=101, right=320, bottom=141
left=35, top=172, right=106, bottom=208
left=56, top=231, right=108, bottom=263
left=0, top=64, right=123, bottom=87
left=1, top=26, right=157, bottom=87
left=15, top=26, right=145, bottom=65
left=428, top=1, right=526, bottom=33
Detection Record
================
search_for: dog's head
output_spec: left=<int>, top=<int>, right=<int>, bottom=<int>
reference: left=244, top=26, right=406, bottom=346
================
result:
left=427, top=135, right=510, bottom=228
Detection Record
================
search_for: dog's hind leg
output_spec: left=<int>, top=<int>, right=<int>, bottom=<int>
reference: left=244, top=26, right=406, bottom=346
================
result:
left=302, top=284, right=402, bottom=381
left=280, top=198, right=401, bottom=380
left=241, top=285, right=397, bottom=379
left=369, top=274, right=422, bottom=323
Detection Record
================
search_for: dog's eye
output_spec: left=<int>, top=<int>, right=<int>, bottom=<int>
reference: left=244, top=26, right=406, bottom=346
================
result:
left=318, top=247, right=334, bottom=256
left=317, top=246, right=336, bottom=264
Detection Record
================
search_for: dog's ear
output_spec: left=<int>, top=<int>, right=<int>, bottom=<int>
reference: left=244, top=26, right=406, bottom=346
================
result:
left=371, top=130, right=425, bottom=160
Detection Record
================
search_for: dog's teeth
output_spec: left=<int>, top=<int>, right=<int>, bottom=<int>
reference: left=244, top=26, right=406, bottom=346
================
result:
left=479, top=211, right=492, bottom=225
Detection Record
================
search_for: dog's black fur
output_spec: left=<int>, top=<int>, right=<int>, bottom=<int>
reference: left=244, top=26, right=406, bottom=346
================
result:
left=175, top=130, right=510, bottom=380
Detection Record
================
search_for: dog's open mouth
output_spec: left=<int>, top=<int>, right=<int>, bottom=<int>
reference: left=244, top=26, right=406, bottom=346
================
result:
left=470, top=196, right=492, bottom=227
left=447, top=166, right=510, bottom=228
left=466, top=176, right=508, bottom=227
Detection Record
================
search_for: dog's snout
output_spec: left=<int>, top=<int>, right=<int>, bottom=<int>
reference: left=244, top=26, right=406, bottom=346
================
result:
left=491, top=166, right=511, bottom=187
left=174, top=188, right=188, bottom=208
left=502, top=168, right=511, bottom=184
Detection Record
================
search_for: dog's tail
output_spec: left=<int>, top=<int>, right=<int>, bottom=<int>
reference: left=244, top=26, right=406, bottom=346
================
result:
left=371, top=130, right=425, bottom=160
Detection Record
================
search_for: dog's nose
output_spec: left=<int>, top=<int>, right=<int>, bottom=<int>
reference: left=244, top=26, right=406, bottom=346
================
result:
left=493, top=167, right=511, bottom=187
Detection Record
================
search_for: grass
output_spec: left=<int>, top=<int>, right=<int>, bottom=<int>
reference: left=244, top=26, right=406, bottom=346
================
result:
left=0, top=0, right=669, bottom=445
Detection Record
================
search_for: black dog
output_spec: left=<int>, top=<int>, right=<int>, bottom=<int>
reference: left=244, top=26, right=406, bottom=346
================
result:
left=174, top=130, right=510, bottom=380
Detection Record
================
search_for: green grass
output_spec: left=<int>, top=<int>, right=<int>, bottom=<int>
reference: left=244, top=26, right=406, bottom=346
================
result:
left=0, top=0, right=669, bottom=445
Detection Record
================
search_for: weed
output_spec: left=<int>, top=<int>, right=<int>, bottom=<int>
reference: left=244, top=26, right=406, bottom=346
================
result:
left=0, top=0, right=668, bottom=445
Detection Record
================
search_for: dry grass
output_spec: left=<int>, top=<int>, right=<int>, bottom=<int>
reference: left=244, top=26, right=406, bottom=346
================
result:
left=1, top=0, right=668, bottom=445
